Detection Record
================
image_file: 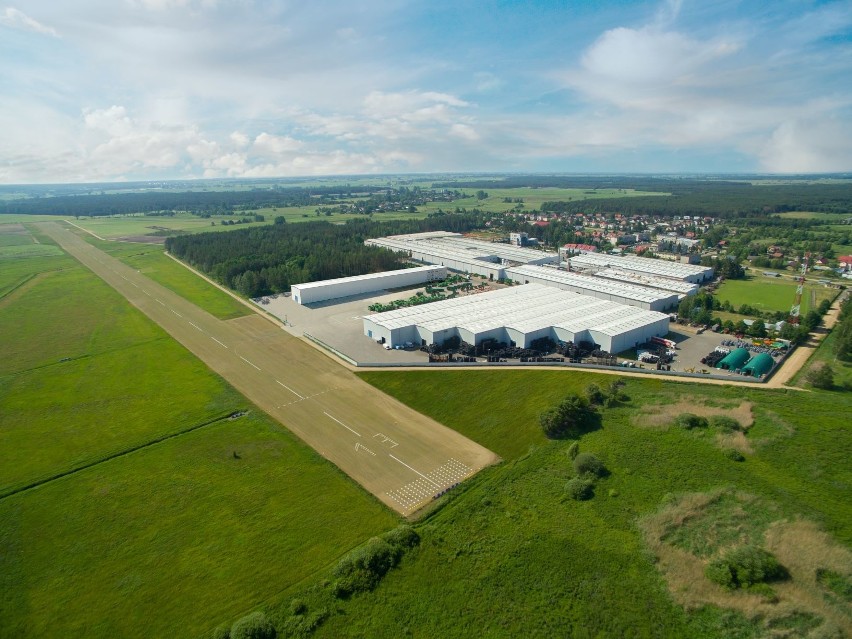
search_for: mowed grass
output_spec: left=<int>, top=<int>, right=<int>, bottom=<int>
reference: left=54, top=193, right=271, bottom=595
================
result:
left=0, top=233, right=398, bottom=638
left=715, top=274, right=836, bottom=315
left=331, top=371, right=852, bottom=637
left=0, top=415, right=397, bottom=639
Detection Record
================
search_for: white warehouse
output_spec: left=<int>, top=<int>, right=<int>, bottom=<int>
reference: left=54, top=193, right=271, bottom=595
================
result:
left=505, top=264, right=678, bottom=312
left=291, top=265, right=447, bottom=305
left=363, top=283, right=670, bottom=354
left=365, top=232, right=559, bottom=280
left=569, top=253, right=714, bottom=283
left=592, top=268, right=699, bottom=296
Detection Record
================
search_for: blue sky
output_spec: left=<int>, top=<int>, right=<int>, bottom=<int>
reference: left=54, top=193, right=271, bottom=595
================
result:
left=1, top=0, right=851, bottom=182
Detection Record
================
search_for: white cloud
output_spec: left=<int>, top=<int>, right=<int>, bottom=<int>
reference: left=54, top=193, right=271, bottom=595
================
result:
left=0, top=7, right=58, bottom=36
left=758, top=116, right=852, bottom=173
left=230, top=131, right=250, bottom=148
left=450, top=123, right=479, bottom=141
left=252, top=132, right=303, bottom=156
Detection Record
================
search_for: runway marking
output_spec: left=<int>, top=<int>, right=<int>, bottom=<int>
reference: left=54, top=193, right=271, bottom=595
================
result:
left=385, top=458, right=474, bottom=512
left=171, top=309, right=183, bottom=318
left=389, top=454, right=441, bottom=488
left=130, top=282, right=139, bottom=288
left=324, top=411, right=361, bottom=437
left=373, top=432, right=399, bottom=448
left=189, top=321, right=204, bottom=332
left=355, top=442, right=376, bottom=456
left=142, top=290, right=151, bottom=296
left=275, top=380, right=303, bottom=399
left=211, top=336, right=228, bottom=348
left=239, top=356, right=261, bottom=371
left=155, top=299, right=166, bottom=306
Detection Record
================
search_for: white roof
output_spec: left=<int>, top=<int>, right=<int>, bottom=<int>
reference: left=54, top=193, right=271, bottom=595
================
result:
left=292, top=265, right=443, bottom=290
left=364, top=283, right=668, bottom=339
left=593, top=268, right=698, bottom=295
left=366, top=233, right=558, bottom=266
left=505, top=264, right=675, bottom=305
left=569, top=253, right=713, bottom=279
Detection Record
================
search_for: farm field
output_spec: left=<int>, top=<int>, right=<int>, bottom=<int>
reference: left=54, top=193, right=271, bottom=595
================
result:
left=714, top=274, right=837, bottom=315
left=0, top=224, right=398, bottom=638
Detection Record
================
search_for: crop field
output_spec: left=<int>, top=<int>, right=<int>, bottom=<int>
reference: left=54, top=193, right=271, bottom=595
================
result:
left=0, top=226, right=399, bottom=638
left=714, top=274, right=837, bottom=315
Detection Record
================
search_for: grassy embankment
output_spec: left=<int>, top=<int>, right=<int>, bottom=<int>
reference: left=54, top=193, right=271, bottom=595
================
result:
left=0, top=224, right=397, bottom=638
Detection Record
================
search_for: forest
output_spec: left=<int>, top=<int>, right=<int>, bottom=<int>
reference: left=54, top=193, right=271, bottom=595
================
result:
left=165, top=212, right=487, bottom=297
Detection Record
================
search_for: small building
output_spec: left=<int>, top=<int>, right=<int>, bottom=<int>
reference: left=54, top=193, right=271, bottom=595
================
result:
left=741, top=353, right=774, bottom=378
left=291, top=265, right=447, bottom=305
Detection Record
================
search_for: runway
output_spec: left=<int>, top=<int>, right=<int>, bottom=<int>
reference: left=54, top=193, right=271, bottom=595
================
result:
left=39, top=222, right=499, bottom=516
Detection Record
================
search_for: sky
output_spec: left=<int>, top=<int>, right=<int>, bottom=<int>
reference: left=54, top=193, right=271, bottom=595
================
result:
left=1, top=0, right=851, bottom=183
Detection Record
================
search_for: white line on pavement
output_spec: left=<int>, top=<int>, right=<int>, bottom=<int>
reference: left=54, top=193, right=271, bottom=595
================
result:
left=239, top=356, right=261, bottom=371
left=276, top=380, right=303, bottom=399
left=155, top=299, right=166, bottom=306
left=324, top=411, right=361, bottom=437
left=171, top=309, right=182, bottom=318
left=189, top=321, right=203, bottom=332
left=389, top=454, right=441, bottom=488
left=211, top=337, right=228, bottom=348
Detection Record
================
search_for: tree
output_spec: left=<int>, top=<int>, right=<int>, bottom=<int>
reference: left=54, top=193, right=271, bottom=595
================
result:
left=807, top=364, right=834, bottom=390
left=573, top=453, right=606, bottom=477
left=734, top=320, right=748, bottom=334
left=539, top=394, right=597, bottom=439
left=230, top=611, right=275, bottom=639
left=748, top=319, right=767, bottom=338
left=274, top=215, right=286, bottom=224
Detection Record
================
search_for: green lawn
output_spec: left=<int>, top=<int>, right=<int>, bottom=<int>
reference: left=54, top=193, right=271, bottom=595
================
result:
left=715, top=275, right=837, bottom=315
left=0, top=415, right=396, bottom=639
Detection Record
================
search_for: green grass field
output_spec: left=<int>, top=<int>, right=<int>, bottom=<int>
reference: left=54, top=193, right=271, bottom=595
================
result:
left=0, top=229, right=398, bottom=638
left=715, top=274, right=837, bottom=315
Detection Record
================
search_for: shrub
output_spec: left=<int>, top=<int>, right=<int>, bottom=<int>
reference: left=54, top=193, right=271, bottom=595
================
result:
left=573, top=453, right=606, bottom=478
left=709, top=415, right=742, bottom=432
left=807, top=364, right=834, bottom=390
left=566, top=476, right=594, bottom=501
left=230, top=611, right=275, bottom=639
left=706, top=546, right=788, bottom=589
left=675, top=413, right=709, bottom=430
left=723, top=448, right=745, bottom=462
left=382, top=524, right=420, bottom=550
left=211, top=624, right=230, bottom=639
left=333, top=537, right=400, bottom=597
left=585, top=383, right=605, bottom=405
left=289, top=599, right=306, bottom=616
left=539, top=393, right=597, bottom=439
left=566, top=442, right=580, bottom=460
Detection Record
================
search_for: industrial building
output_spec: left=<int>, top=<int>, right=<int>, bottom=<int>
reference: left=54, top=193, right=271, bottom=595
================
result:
left=591, top=268, right=699, bottom=296
left=505, top=265, right=678, bottom=312
left=363, top=283, right=670, bottom=354
left=568, top=253, right=714, bottom=283
left=291, top=265, right=447, bottom=305
left=365, top=232, right=559, bottom=280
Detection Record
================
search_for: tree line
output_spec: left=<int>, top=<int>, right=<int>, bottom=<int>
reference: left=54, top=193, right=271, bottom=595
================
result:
left=165, top=212, right=488, bottom=298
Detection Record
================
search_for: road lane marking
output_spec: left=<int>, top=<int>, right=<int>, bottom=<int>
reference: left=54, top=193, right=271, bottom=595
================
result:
left=189, top=321, right=204, bottom=332
left=276, top=380, right=303, bottom=399
left=211, top=337, right=228, bottom=348
left=155, top=299, right=166, bottom=306
left=239, top=356, right=261, bottom=371
left=171, top=309, right=183, bottom=318
left=324, top=412, right=361, bottom=437
left=389, top=454, right=441, bottom=488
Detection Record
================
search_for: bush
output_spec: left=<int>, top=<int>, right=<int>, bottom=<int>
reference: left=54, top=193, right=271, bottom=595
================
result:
left=333, top=537, right=400, bottom=597
left=230, top=611, right=275, bottom=639
left=807, top=364, right=834, bottom=390
left=723, top=448, right=746, bottom=462
left=211, top=624, right=230, bottom=639
left=573, top=453, right=606, bottom=478
left=566, top=442, right=580, bottom=460
left=706, top=546, right=788, bottom=589
left=675, top=413, right=709, bottom=430
left=539, top=393, right=598, bottom=439
left=709, top=415, right=742, bottom=432
left=382, top=524, right=420, bottom=550
left=566, top=476, right=594, bottom=501
left=585, top=384, right=605, bottom=405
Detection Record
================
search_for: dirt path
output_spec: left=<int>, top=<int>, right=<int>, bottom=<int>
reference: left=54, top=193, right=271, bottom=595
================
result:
left=41, top=222, right=498, bottom=517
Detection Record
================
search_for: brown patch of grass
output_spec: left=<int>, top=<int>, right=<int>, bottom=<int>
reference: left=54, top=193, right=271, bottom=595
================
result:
left=641, top=490, right=852, bottom=637
left=716, top=431, right=754, bottom=455
left=633, top=398, right=754, bottom=430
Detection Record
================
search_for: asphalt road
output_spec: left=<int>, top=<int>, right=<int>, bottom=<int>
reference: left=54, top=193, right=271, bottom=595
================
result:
left=40, top=222, right=498, bottom=516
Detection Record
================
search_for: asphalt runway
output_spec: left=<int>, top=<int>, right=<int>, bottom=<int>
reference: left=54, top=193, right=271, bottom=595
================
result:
left=40, top=222, right=498, bottom=516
